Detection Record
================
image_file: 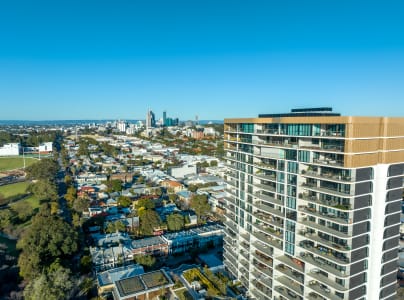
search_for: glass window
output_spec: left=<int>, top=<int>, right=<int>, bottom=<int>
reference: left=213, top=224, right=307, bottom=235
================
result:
left=287, top=162, right=298, bottom=174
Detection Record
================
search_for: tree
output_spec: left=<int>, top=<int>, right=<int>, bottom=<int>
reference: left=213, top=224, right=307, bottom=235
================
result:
left=12, top=201, right=33, bottom=222
left=210, top=160, right=218, bottom=167
left=168, top=193, right=178, bottom=203
left=64, top=175, right=72, bottom=186
left=73, top=197, right=89, bottom=213
left=17, top=214, right=78, bottom=280
left=138, top=209, right=160, bottom=236
left=135, top=198, right=155, bottom=210
left=190, top=194, right=211, bottom=222
left=167, top=213, right=185, bottom=231
left=134, top=254, right=156, bottom=268
left=105, top=220, right=126, bottom=233
left=0, top=209, right=14, bottom=229
left=25, top=159, right=59, bottom=181
left=118, top=196, right=132, bottom=208
left=23, top=266, right=75, bottom=300
left=188, top=185, right=198, bottom=192
left=65, top=186, right=77, bottom=203
left=29, top=180, right=58, bottom=201
left=111, top=179, right=123, bottom=192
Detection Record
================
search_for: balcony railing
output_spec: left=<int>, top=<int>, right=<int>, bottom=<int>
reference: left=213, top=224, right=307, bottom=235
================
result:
left=299, top=252, right=347, bottom=278
left=255, top=203, right=284, bottom=218
left=298, top=230, right=351, bottom=252
left=307, top=270, right=348, bottom=292
left=299, top=242, right=350, bottom=265
left=302, top=170, right=353, bottom=182
left=298, top=206, right=350, bottom=224
left=252, top=231, right=283, bottom=250
left=275, top=264, right=304, bottom=284
left=300, top=219, right=351, bottom=239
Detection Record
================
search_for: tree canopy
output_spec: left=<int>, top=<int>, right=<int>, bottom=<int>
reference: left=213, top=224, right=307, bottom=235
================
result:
left=138, top=209, right=160, bottom=236
left=190, top=194, right=211, bottom=222
left=167, top=213, right=185, bottom=231
left=17, top=213, right=78, bottom=280
left=25, top=159, right=59, bottom=181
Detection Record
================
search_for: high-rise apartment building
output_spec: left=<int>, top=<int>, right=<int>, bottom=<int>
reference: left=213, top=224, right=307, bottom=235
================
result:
left=223, top=108, right=404, bottom=300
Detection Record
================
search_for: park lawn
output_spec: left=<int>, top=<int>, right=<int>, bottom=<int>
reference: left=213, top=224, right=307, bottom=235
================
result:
left=0, top=156, right=37, bottom=171
left=0, top=181, right=31, bottom=198
left=9, top=194, right=41, bottom=210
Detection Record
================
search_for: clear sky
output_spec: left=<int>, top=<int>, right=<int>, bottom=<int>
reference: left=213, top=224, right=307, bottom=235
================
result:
left=0, top=0, right=403, bottom=120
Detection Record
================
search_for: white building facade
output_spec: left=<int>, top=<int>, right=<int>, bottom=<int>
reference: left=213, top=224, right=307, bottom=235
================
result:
left=223, top=108, right=404, bottom=300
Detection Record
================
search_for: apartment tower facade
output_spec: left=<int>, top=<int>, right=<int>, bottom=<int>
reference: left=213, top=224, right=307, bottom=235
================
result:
left=223, top=108, right=404, bottom=300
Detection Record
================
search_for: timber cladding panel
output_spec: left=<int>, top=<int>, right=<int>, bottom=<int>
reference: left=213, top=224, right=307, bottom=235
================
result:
left=345, top=153, right=379, bottom=168
left=345, top=139, right=380, bottom=153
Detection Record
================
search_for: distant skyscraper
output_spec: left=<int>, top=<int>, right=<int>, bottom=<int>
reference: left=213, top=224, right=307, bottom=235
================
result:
left=163, top=111, right=167, bottom=126
left=196, top=115, right=199, bottom=125
left=223, top=107, right=404, bottom=300
left=146, top=109, right=156, bottom=129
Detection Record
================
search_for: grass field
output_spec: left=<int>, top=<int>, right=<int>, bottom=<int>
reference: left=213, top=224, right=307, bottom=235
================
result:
left=9, top=194, right=41, bottom=209
left=0, top=156, right=37, bottom=171
left=0, top=181, right=41, bottom=209
left=0, top=181, right=30, bottom=198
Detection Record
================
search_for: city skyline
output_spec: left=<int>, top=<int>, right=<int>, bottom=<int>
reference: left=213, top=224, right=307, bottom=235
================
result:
left=1, top=1, right=404, bottom=120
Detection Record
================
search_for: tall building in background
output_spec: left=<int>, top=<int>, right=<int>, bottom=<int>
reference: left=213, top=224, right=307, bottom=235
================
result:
left=223, top=108, right=404, bottom=300
left=146, top=109, right=156, bottom=129
left=163, top=111, right=167, bottom=126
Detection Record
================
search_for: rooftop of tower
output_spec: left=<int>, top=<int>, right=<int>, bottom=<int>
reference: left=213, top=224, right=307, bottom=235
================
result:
left=258, top=107, right=341, bottom=118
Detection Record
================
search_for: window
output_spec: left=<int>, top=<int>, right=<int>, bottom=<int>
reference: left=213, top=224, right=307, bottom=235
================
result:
left=285, top=242, right=295, bottom=255
left=287, top=162, right=298, bottom=174
left=286, top=197, right=296, bottom=209
left=298, top=150, right=310, bottom=162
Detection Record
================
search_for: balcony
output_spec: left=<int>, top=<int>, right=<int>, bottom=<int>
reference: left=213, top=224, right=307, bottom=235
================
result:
left=240, top=249, right=250, bottom=261
left=302, top=170, right=353, bottom=183
left=255, top=211, right=284, bottom=228
left=224, top=220, right=238, bottom=232
left=256, top=162, right=277, bottom=170
left=301, top=183, right=353, bottom=198
left=252, top=231, right=283, bottom=250
left=252, top=241, right=274, bottom=257
left=274, top=286, right=303, bottom=300
left=276, top=276, right=304, bottom=296
left=255, top=192, right=283, bottom=206
left=252, top=276, right=273, bottom=293
left=307, top=292, right=328, bottom=300
left=254, top=222, right=284, bottom=240
left=255, top=173, right=277, bottom=182
left=313, top=159, right=344, bottom=167
left=299, top=252, right=347, bottom=278
left=255, top=203, right=284, bottom=218
left=307, top=281, right=342, bottom=300
left=298, top=206, right=350, bottom=224
left=223, top=251, right=238, bottom=269
left=275, top=264, right=304, bottom=284
left=252, top=261, right=273, bottom=278
left=252, top=281, right=272, bottom=299
left=253, top=250, right=273, bottom=265
left=307, top=270, right=348, bottom=292
left=276, top=255, right=304, bottom=273
left=299, top=242, right=350, bottom=265
left=300, top=219, right=350, bottom=239
left=298, top=230, right=351, bottom=252
left=255, top=183, right=277, bottom=193
left=255, top=139, right=298, bottom=149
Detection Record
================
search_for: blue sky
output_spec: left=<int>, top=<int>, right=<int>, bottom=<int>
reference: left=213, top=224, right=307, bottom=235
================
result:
left=0, top=0, right=403, bottom=120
